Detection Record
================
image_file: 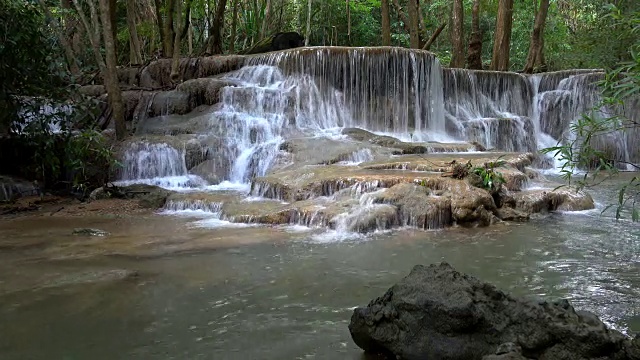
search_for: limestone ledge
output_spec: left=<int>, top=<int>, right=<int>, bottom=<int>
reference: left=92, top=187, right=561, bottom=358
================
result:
left=161, top=152, right=594, bottom=231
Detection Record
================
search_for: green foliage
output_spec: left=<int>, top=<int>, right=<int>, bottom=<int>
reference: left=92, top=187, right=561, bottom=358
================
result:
left=13, top=96, right=119, bottom=192
left=473, top=158, right=506, bottom=191
left=0, top=0, right=116, bottom=193
left=0, top=0, right=64, bottom=131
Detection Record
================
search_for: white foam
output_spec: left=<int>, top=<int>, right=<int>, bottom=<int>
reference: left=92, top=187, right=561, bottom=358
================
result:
left=192, top=218, right=260, bottom=229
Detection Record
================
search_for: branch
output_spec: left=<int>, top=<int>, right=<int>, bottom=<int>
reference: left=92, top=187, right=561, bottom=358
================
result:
left=422, top=22, right=447, bottom=51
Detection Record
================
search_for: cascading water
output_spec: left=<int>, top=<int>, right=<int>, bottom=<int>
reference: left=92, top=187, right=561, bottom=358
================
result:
left=530, top=71, right=638, bottom=171
left=117, top=141, right=207, bottom=188
left=249, top=47, right=447, bottom=140
left=115, top=46, right=638, bottom=235
left=443, top=68, right=536, bottom=152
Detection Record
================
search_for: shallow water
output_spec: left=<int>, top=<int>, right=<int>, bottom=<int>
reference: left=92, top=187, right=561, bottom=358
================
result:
left=0, top=175, right=639, bottom=360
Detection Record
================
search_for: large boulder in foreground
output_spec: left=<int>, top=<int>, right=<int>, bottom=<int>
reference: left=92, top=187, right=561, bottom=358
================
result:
left=349, top=263, right=640, bottom=360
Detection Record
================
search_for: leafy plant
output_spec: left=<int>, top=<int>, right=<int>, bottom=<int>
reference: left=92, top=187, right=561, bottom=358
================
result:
left=473, top=157, right=507, bottom=191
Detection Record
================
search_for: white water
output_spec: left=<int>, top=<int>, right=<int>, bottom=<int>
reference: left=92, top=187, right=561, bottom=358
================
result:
left=116, top=142, right=208, bottom=190
left=117, top=48, right=638, bottom=234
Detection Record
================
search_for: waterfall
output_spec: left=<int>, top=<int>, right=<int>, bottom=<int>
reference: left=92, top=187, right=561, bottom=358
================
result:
left=248, top=47, right=447, bottom=140
left=530, top=71, right=637, bottom=170
left=117, top=141, right=207, bottom=188
left=119, top=47, right=638, bottom=193
left=200, top=47, right=448, bottom=184
left=442, top=68, right=536, bottom=152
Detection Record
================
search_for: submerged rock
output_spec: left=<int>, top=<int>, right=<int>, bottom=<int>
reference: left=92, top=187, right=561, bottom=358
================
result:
left=72, top=228, right=110, bottom=236
left=90, top=184, right=174, bottom=209
left=349, top=262, right=640, bottom=360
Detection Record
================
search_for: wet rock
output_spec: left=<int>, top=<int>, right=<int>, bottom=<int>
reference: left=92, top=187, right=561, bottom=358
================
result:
left=139, top=56, right=245, bottom=88
left=342, top=127, right=393, bottom=143
left=278, top=137, right=372, bottom=168
left=513, top=188, right=595, bottom=214
left=78, top=85, right=106, bottom=97
left=89, top=187, right=108, bottom=201
left=372, top=184, right=452, bottom=229
left=72, top=228, right=110, bottom=236
left=132, top=185, right=173, bottom=209
left=0, top=176, right=40, bottom=201
left=449, top=182, right=497, bottom=225
left=363, top=153, right=534, bottom=173
left=330, top=203, right=398, bottom=233
left=349, top=262, right=639, bottom=360
left=495, top=206, right=530, bottom=222
left=175, top=77, right=233, bottom=106
left=341, top=127, right=474, bottom=154
left=94, top=184, right=174, bottom=209
left=188, top=159, right=226, bottom=185
left=135, top=107, right=219, bottom=136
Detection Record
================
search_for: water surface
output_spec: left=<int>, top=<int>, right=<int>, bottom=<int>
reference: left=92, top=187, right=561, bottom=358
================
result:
left=0, top=175, right=639, bottom=360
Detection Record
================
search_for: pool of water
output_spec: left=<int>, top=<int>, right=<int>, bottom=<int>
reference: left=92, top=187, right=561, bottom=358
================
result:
left=0, top=174, right=639, bottom=359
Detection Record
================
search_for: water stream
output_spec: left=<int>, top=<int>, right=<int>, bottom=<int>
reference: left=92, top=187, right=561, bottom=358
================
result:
left=0, top=174, right=638, bottom=359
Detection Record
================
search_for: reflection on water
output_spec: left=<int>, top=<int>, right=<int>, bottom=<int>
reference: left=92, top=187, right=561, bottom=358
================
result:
left=0, top=176, right=639, bottom=359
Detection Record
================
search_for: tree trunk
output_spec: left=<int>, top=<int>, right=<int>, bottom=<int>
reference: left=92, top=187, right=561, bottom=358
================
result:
left=154, top=0, right=167, bottom=56
left=205, top=0, right=228, bottom=54
left=450, top=0, right=464, bottom=67
left=392, top=0, right=411, bottom=36
left=170, top=0, right=183, bottom=82
left=126, top=0, right=143, bottom=64
left=381, top=0, right=391, bottom=46
left=98, top=0, right=127, bottom=140
left=109, top=0, right=117, bottom=52
left=305, top=0, right=312, bottom=46
left=229, top=0, right=238, bottom=52
left=260, top=0, right=272, bottom=39
left=157, top=0, right=176, bottom=57
left=466, top=0, right=483, bottom=69
left=490, top=0, right=514, bottom=71
left=72, top=0, right=104, bottom=69
left=408, top=0, right=420, bottom=48
left=346, top=0, right=351, bottom=45
left=188, top=9, right=193, bottom=54
left=523, top=0, right=550, bottom=73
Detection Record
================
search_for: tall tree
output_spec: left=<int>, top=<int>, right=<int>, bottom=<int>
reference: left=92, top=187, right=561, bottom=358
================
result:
left=154, top=0, right=177, bottom=57
left=229, top=0, right=238, bottom=52
left=72, top=0, right=126, bottom=139
left=260, top=0, right=273, bottom=39
left=466, top=0, right=483, bottom=69
left=408, top=0, right=420, bottom=49
left=523, top=0, right=550, bottom=73
left=450, top=0, right=464, bottom=67
left=204, top=0, right=228, bottom=54
left=491, top=0, right=515, bottom=71
left=381, top=0, right=391, bottom=45
left=37, top=0, right=81, bottom=75
left=126, top=0, right=143, bottom=64
left=305, top=0, right=312, bottom=46
left=346, top=0, right=351, bottom=45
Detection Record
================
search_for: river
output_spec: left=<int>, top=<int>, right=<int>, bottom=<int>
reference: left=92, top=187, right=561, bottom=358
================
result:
left=0, top=174, right=638, bottom=360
